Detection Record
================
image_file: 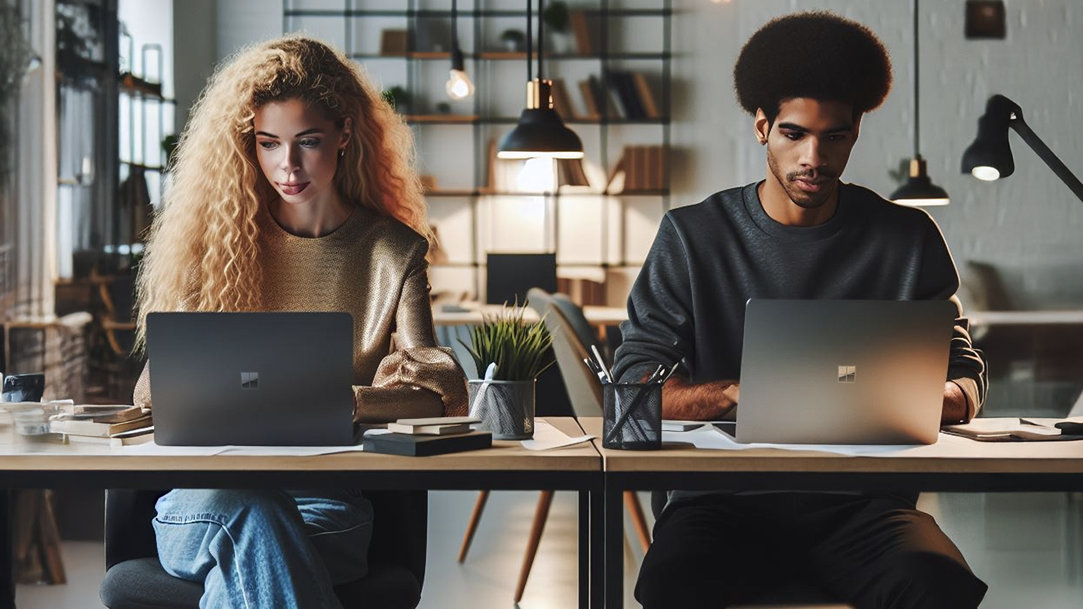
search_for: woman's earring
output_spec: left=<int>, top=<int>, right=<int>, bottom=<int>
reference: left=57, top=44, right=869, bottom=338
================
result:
left=338, top=148, right=346, bottom=158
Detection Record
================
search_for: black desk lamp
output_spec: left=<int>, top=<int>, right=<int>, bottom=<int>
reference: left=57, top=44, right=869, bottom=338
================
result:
left=961, top=94, right=1083, bottom=202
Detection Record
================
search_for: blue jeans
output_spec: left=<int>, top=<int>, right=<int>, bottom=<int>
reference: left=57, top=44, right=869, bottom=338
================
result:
left=153, top=489, right=373, bottom=609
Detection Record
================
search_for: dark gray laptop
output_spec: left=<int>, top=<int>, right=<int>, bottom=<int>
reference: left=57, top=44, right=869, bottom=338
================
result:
left=736, top=299, right=955, bottom=445
left=147, top=312, right=355, bottom=446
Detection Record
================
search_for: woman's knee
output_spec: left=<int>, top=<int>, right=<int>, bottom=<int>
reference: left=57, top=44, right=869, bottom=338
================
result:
left=156, top=489, right=297, bottom=527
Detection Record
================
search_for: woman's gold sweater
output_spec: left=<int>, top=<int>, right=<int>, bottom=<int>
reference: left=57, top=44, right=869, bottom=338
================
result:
left=134, top=205, right=467, bottom=420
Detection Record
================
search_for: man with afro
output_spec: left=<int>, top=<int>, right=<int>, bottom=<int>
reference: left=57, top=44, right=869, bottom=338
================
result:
left=613, top=12, right=988, bottom=609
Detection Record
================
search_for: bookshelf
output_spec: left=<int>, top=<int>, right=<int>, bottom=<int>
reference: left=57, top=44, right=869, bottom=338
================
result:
left=283, top=0, right=672, bottom=304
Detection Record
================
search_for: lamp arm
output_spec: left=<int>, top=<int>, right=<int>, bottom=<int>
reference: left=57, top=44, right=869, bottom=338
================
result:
left=1010, top=117, right=1083, bottom=202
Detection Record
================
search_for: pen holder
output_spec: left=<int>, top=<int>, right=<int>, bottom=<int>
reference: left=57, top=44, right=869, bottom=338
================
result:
left=468, top=379, right=535, bottom=441
left=603, top=382, right=662, bottom=450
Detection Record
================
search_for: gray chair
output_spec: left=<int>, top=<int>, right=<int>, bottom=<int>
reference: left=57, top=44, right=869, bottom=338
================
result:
left=99, top=489, right=427, bottom=609
left=457, top=289, right=651, bottom=603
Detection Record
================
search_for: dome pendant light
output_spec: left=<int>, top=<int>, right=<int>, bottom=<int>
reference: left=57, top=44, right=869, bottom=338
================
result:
left=497, top=0, right=584, bottom=159
left=891, top=0, right=949, bottom=206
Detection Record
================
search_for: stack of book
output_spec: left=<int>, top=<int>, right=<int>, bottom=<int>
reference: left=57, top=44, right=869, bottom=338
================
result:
left=49, top=405, right=153, bottom=447
left=362, top=416, right=492, bottom=456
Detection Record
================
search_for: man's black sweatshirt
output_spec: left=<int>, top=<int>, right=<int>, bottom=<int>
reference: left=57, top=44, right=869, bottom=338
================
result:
left=613, top=181, right=988, bottom=417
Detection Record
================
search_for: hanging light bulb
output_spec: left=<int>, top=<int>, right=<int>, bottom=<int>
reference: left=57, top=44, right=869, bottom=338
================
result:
left=446, top=48, right=474, bottom=100
left=446, top=0, right=474, bottom=100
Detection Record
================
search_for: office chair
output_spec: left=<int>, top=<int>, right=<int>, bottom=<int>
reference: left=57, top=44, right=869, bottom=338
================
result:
left=99, top=489, right=427, bottom=609
left=457, top=289, right=651, bottom=603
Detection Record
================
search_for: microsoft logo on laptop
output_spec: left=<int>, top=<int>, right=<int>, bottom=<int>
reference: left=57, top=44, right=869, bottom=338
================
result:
left=240, top=372, right=260, bottom=389
left=837, top=365, right=857, bottom=383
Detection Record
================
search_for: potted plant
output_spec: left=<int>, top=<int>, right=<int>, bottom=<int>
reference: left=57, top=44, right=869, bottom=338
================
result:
left=461, top=303, right=554, bottom=439
left=542, top=0, right=571, bottom=54
left=381, top=85, right=411, bottom=114
left=500, top=29, right=526, bottom=52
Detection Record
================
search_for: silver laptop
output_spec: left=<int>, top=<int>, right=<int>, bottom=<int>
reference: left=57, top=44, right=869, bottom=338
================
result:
left=736, top=299, right=955, bottom=445
left=147, top=312, right=355, bottom=446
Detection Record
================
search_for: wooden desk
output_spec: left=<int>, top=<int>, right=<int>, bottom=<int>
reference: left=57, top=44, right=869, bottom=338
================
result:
left=580, top=417, right=1083, bottom=609
left=0, top=418, right=605, bottom=609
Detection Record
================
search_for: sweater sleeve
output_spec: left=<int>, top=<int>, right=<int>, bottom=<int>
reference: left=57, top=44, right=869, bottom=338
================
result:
left=613, top=215, right=695, bottom=383
left=917, top=217, right=988, bottom=420
left=353, top=241, right=468, bottom=419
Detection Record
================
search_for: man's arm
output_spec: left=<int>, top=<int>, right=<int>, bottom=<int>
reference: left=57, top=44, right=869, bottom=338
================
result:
left=917, top=218, right=989, bottom=423
left=662, top=376, right=740, bottom=421
left=613, top=215, right=695, bottom=383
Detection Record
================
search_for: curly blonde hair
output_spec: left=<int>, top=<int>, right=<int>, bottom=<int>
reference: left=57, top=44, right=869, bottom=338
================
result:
left=135, top=35, right=431, bottom=350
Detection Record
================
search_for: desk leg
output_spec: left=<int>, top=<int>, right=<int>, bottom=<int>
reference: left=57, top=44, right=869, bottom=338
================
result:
left=1, top=491, right=13, bottom=609
left=605, top=484, right=624, bottom=609
left=579, top=491, right=589, bottom=609
left=591, top=488, right=605, bottom=609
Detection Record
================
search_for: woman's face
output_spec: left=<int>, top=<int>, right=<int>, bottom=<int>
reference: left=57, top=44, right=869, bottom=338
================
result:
left=253, top=98, right=351, bottom=211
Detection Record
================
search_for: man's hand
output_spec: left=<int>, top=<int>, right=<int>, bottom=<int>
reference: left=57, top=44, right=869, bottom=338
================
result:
left=941, top=381, right=970, bottom=425
left=661, top=377, right=740, bottom=421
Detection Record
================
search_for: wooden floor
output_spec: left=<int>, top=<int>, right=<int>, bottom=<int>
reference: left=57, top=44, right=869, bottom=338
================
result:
left=13, top=490, right=1083, bottom=608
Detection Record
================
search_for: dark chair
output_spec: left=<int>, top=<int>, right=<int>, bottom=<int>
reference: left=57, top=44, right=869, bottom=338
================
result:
left=99, top=489, right=427, bottom=609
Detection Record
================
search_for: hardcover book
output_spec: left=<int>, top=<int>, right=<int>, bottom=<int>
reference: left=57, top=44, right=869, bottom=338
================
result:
left=362, top=430, right=492, bottom=456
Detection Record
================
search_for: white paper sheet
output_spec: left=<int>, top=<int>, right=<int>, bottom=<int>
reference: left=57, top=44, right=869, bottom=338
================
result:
left=520, top=419, right=594, bottom=451
left=662, top=425, right=951, bottom=456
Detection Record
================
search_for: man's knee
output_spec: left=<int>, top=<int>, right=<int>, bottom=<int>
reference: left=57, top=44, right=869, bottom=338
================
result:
left=635, top=544, right=727, bottom=609
left=877, top=551, right=987, bottom=609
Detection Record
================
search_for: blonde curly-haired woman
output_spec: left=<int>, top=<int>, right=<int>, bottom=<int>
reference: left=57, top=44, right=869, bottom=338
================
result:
left=132, top=35, right=467, bottom=608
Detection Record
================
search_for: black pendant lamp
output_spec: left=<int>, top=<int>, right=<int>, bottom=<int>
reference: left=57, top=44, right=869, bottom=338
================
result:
left=497, top=0, right=584, bottom=159
left=891, top=0, right=949, bottom=206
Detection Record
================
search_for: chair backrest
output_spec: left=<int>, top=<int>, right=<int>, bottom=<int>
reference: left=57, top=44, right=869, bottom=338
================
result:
left=528, top=289, right=604, bottom=418
left=550, top=293, right=601, bottom=355
left=104, top=488, right=427, bottom=584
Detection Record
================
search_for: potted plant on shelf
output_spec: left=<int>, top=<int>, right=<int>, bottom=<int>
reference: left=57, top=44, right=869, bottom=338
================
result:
left=542, top=0, right=571, bottom=54
left=500, top=29, right=526, bottom=52
left=461, top=303, right=554, bottom=440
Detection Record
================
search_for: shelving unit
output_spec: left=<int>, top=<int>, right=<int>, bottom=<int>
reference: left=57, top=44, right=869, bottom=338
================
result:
left=283, top=0, right=671, bottom=304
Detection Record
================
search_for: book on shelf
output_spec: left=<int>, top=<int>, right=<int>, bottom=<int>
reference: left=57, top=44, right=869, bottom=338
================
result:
left=577, top=79, right=602, bottom=119
left=549, top=78, right=578, bottom=120
left=49, top=413, right=152, bottom=438
left=569, top=10, right=592, bottom=55
left=631, top=73, right=660, bottom=119
left=604, top=72, right=646, bottom=119
left=606, top=145, right=666, bottom=193
left=362, top=430, right=493, bottom=456
left=556, top=158, right=592, bottom=189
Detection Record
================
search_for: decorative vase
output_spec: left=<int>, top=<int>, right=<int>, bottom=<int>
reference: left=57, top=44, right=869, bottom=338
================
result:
left=468, top=379, right=535, bottom=440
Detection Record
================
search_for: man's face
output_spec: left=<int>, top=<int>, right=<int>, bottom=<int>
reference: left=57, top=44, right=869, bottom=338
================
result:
left=756, top=98, right=860, bottom=210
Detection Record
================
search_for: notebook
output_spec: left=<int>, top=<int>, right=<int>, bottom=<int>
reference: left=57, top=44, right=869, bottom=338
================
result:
left=147, top=312, right=355, bottom=446
left=735, top=299, right=955, bottom=445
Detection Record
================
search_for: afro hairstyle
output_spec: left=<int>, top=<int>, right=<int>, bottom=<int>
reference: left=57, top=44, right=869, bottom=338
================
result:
left=734, top=11, right=892, bottom=124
